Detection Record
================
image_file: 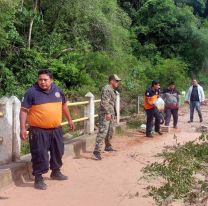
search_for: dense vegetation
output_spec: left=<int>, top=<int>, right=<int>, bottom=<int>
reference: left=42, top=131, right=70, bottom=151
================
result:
left=0, top=0, right=208, bottom=101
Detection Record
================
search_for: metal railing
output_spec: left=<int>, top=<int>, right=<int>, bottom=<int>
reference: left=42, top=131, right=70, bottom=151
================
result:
left=60, top=91, right=121, bottom=134
left=0, top=93, right=120, bottom=164
left=67, top=101, right=89, bottom=106
left=61, top=99, right=101, bottom=126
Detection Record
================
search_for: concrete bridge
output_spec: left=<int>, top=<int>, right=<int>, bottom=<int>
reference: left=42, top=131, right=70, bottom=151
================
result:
left=0, top=92, right=125, bottom=189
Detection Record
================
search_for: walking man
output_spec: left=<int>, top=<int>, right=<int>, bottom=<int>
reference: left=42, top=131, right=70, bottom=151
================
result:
left=20, top=69, right=75, bottom=190
left=93, top=74, right=121, bottom=160
left=185, top=79, right=205, bottom=123
left=163, top=82, right=180, bottom=128
left=144, top=80, right=163, bottom=137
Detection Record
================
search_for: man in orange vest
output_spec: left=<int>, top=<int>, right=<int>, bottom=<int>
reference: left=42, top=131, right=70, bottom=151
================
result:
left=144, top=80, right=163, bottom=137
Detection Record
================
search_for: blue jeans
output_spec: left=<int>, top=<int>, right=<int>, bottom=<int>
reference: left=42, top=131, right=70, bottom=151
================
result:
left=190, top=101, right=202, bottom=121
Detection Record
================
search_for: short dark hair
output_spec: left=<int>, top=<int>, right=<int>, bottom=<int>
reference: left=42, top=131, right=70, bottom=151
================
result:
left=169, top=81, right=175, bottom=86
left=109, top=75, right=114, bottom=82
left=151, top=80, right=159, bottom=87
left=38, top=69, right=53, bottom=79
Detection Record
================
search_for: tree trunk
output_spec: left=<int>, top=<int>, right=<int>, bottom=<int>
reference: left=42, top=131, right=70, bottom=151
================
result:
left=28, top=0, right=38, bottom=49
left=20, top=0, right=24, bottom=12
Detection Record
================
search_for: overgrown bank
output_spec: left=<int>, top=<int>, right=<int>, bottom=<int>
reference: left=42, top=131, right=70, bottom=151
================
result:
left=1, top=0, right=208, bottom=108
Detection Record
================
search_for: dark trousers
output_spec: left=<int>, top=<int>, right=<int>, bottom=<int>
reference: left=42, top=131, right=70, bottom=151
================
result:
left=165, top=108, right=178, bottom=127
left=29, top=127, right=64, bottom=176
left=190, top=101, right=202, bottom=121
left=145, top=108, right=161, bottom=135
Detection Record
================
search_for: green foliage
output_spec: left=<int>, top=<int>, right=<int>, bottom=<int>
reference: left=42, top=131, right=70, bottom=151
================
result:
left=0, top=0, right=136, bottom=98
left=127, top=114, right=146, bottom=129
left=0, top=0, right=208, bottom=100
left=118, top=0, right=208, bottom=82
left=21, top=140, right=30, bottom=155
left=0, top=64, right=21, bottom=96
left=143, top=134, right=208, bottom=205
left=149, top=58, right=188, bottom=89
left=0, top=0, right=19, bottom=48
left=175, top=0, right=207, bottom=16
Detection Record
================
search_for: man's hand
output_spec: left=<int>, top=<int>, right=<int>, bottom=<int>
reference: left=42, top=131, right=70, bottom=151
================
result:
left=105, top=114, right=112, bottom=121
left=20, top=128, right=27, bottom=141
left=68, top=119, right=75, bottom=131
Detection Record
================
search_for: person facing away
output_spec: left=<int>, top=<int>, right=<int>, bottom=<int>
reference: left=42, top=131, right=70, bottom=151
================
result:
left=20, top=69, right=75, bottom=190
left=185, top=79, right=205, bottom=123
left=144, top=80, right=163, bottom=138
left=93, top=74, right=121, bottom=160
left=163, top=82, right=180, bottom=128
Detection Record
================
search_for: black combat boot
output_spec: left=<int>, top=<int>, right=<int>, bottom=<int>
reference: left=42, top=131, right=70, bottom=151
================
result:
left=157, top=131, right=163, bottom=135
left=93, top=151, right=102, bottom=160
left=50, top=169, right=68, bottom=181
left=104, top=146, right=116, bottom=152
left=146, top=133, right=153, bottom=138
left=34, top=175, right=47, bottom=190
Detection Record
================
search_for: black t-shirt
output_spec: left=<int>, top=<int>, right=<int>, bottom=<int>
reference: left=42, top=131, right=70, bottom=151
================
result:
left=190, top=86, right=199, bottom=101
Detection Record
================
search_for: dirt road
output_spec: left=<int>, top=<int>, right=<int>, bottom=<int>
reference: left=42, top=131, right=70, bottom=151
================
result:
left=1, top=105, right=207, bottom=206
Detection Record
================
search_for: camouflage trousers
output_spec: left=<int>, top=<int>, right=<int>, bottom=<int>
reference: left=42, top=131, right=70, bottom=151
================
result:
left=94, top=115, right=114, bottom=153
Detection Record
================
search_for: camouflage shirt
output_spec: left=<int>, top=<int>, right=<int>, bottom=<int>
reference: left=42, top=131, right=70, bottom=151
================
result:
left=99, top=84, right=117, bottom=116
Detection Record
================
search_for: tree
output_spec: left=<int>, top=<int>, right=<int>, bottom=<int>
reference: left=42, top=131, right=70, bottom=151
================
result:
left=132, top=0, right=208, bottom=74
left=174, top=0, right=207, bottom=16
left=0, top=0, right=18, bottom=49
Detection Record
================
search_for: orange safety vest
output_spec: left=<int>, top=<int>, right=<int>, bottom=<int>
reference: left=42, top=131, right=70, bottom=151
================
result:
left=144, top=88, right=159, bottom=110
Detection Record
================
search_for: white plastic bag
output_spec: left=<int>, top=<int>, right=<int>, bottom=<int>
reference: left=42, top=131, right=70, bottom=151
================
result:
left=154, top=97, right=165, bottom=111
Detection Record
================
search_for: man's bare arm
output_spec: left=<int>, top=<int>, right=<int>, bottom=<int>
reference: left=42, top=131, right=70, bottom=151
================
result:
left=19, top=108, right=28, bottom=140
left=62, top=103, right=75, bottom=130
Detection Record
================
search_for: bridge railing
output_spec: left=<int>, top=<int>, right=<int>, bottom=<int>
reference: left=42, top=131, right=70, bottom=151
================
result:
left=0, top=92, right=121, bottom=165
left=61, top=92, right=120, bottom=133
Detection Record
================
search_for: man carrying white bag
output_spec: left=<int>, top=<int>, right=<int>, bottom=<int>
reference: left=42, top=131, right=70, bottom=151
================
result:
left=144, top=80, right=164, bottom=138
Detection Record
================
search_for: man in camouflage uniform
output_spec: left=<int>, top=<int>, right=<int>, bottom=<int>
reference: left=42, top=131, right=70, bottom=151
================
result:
left=93, top=74, right=121, bottom=160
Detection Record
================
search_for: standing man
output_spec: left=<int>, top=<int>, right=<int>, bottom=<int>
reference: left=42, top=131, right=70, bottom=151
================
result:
left=163, top=82, right=180, bottom=128
left=93, top=74, right=121, bottom=160
left=20, top=69, right=75, bottom=190
left=185, top=79, right=205, bottom=123
left=144, top=80, right=163, bottom=138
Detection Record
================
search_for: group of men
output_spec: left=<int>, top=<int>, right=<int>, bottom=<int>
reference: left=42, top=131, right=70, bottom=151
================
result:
left=19, top=69, right=205, bottom=190
left=144, top=79, right=205, bottom=137
left=20, top=70, right=121, bottom=190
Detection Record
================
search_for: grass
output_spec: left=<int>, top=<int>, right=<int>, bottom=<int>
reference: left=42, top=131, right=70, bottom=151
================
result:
left=21, top=140, right=30, bottom=155
left=127, top=114, right=146, bottom=129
